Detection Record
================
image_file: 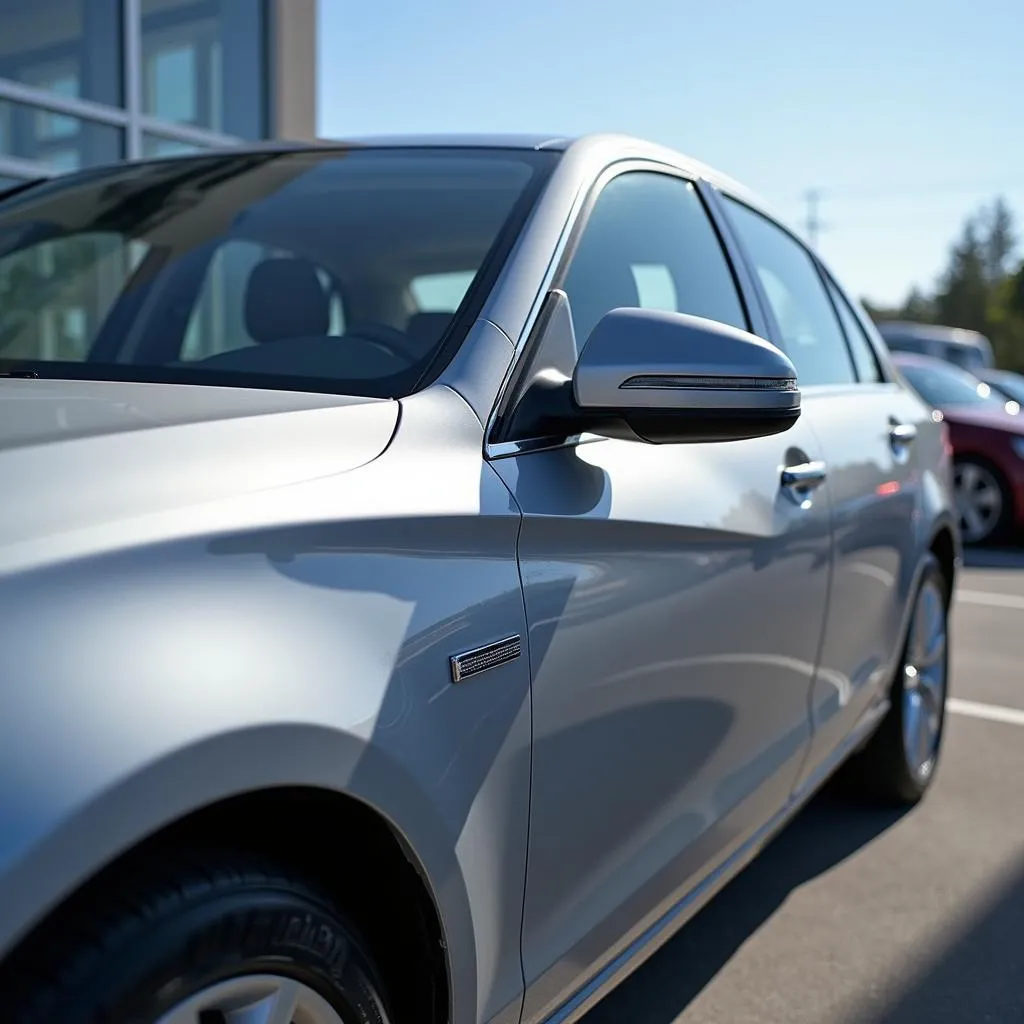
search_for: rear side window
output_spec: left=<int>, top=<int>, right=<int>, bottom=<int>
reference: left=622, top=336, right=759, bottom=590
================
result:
left=724, top=197, right=855, bottom=387
left=562, top=171, right=749, bottom=347
left=825, top=278, right=883, bottom=383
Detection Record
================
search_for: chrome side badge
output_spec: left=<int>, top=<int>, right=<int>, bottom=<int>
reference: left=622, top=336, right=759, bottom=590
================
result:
left=450, top=635, right=523, bottom=683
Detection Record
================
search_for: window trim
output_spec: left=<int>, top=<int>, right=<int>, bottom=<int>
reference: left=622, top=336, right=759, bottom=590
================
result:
left=695, top=180, right=776, bottom=342
left=485, top=159, right=757, bottom=458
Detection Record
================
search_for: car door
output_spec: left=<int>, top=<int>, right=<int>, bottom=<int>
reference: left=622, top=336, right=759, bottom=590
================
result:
left=717, top=195, right=925, bottom=789
left=488, top=167, right=833, bottom=1023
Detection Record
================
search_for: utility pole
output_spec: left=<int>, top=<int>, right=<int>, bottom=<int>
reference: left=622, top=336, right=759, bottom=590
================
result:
left=803, top=188, right=823, bottom=248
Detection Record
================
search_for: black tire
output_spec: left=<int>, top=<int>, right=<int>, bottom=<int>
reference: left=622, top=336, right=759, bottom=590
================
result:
left=0, top=851, right=394, bottom=1024
left=839, top=553, right=950, bottom=805
left=953, top=455, right=1013, bottom=546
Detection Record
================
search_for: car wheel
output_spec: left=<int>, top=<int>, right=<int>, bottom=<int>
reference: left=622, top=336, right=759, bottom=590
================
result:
left=954, top=456, right=1011, bottom=545
left=2, top=852, right=394, bottom=1024
left=841, top=553, right=950, bottom=805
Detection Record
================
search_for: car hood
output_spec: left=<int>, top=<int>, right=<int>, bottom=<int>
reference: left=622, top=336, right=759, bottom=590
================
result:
left=0, top=379, right=399, bottom=560
left=940, top=403, right=1024, bottom=434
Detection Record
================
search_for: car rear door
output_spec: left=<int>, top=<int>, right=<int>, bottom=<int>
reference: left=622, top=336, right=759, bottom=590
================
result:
left=488, top=166, right=833, bottom=1023
left=716, top=193, right=927, bottom=789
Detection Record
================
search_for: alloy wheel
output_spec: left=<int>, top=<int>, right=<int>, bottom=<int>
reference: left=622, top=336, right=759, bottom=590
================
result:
left=900, top=575, right=948, bottom=780
left=954, top=460, right=1003, bottom=543
left=154, top=974, right=347, bottom=1024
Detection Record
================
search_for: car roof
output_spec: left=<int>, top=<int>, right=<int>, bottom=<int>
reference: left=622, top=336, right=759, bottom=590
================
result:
left=324, top=132, right=770, bottom=209
left=22, top=132, right=775, bottom=225
left=877, top=320, right=991, bottom=347
left=889, top=351, right=967, bottom=371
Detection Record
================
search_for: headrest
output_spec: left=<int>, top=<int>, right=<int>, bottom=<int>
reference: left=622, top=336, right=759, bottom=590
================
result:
left=405, top=312, right=453, bottom=357
left=244, top=257, right=331, bottom=345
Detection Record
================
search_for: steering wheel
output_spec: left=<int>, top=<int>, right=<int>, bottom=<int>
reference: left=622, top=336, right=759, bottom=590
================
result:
left=343, top=323, right=424, bottom=364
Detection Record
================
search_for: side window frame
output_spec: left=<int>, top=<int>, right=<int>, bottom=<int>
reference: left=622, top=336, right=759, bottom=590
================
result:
left=695, top=181, right=776, bottom=343
left=712, top=191, right=860, bottom=389
left=487, top=160, right=757, bottom=454
left=549, top=165, right=755, bottom=336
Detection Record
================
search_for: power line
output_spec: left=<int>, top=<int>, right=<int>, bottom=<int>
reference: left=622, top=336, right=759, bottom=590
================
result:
left=802, top=180, right=1024, bottom=202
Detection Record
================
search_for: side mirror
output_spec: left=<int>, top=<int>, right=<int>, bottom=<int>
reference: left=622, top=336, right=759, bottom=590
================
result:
left=573, top=306, right=801, bottom=443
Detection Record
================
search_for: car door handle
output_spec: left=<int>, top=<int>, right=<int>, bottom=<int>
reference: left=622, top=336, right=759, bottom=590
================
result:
left=889, top=422, right=917, bottom=445
left=780, top=460, right=828, bottom=491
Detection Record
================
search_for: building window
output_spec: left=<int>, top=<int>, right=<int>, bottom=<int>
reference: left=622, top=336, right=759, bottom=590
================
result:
left=0, top=98, right=121, bottom=172
left=140, top=0, right=267, bottom=140
left=0, top=0, right=122, bottom=108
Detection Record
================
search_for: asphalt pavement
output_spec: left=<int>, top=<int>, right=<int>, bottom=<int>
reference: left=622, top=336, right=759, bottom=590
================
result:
left=582, top=547, right=1024, bottom=1024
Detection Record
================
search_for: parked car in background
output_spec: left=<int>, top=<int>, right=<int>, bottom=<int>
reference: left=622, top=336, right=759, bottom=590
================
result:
left=0, top=135, right=958, bottom=1024
left=892, top=352, right=1024, bottom=544
left=877, top=320, right=995, bottom=372
left=978, top=366, right=1024, bottom=409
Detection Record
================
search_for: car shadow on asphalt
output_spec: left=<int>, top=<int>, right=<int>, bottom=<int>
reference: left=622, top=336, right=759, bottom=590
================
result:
left=581, top=783, right=909, bottom=1024
left=855, top=853, right=1024, bottom=1023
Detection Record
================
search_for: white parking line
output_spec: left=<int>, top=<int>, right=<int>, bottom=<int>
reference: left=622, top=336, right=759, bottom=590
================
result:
left=955, top=589, right=1024, bottom=611
left=948, top=697, right=1024, bottom=727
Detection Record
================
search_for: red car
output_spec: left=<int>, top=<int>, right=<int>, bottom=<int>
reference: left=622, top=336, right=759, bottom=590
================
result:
left=892, top=353, right=1024, bottom=544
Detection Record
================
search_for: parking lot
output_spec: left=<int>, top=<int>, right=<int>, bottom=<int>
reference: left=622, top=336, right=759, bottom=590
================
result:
left=584, top=547, right=1024, bottom=1024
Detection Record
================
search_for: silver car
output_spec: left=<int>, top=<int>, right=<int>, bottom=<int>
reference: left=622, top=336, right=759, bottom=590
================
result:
left=0, top=135, right=958, bottom=1024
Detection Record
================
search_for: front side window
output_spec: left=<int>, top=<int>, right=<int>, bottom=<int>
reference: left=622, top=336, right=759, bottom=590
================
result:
left=562, top=171, right=748, bottom=348
left=0, top=147, right=554, bottom=397
left=724, top=197, right=855, bottom=387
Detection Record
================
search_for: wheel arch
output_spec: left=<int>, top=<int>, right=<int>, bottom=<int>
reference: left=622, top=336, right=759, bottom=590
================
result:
left=0, top=730, right=464, bottom=1024
left=928, top=520, right=959, bottom=601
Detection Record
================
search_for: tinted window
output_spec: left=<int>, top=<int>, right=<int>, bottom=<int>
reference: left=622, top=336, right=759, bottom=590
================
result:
left=724, top=198, right=855, bottom=386
left=0, top=148, right=553, bottom=397
left=884, top=335, right=928, bottom=355
left=563, top=172, right=748, bottom=347
left=825, top=278, right=883, bottom=383
left=897, top=360, right=1004, bottom=409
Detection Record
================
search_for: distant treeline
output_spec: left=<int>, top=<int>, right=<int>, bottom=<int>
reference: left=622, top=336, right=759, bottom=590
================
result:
left=862, top=198, right=1024, bottom=371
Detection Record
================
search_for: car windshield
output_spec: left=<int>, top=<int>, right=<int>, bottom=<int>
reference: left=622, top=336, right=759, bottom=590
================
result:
left=897, top=359, right=1005, bottom=409
left=0, top=147, right=555, bottom=397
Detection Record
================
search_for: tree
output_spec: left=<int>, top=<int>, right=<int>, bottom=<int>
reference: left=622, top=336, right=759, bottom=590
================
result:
left=980, top=196, right=1017, bottom=284
left=932, top=214, right=990, bottom=330
left=901, top=286, right=934, bottom=322
left=865, top=196, right=1024, bottom=371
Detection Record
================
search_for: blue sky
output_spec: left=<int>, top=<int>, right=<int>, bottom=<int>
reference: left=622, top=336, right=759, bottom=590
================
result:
left=317, top=0, right=1024, bottom=307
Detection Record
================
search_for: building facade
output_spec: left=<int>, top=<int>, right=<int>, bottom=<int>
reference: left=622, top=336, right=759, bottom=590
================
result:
left=0, top=0, right=317, bottom=188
